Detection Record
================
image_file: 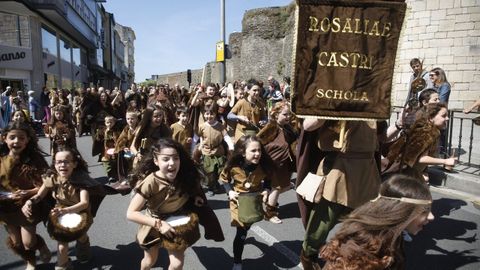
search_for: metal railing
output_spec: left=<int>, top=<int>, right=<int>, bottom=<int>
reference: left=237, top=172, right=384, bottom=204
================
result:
left=390, top=106, right=480, bottom=173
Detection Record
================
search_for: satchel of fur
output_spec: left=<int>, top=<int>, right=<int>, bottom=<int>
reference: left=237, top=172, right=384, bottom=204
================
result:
left=387, top=118, right=439, bottom=168
left=47, top=211, right=93, bottom=243
left=161, top=212, right=200, bottom=251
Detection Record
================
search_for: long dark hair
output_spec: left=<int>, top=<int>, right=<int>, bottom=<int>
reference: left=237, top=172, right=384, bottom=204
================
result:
left=320, top=174, right=432, bottom=270
left=0, top=122, right=47, bottom=168
left=132, top=105, right=168, bottom=149
left=422, top=102, right=448, bottom=121
left=223, top=135, right=276, bottom=175
left=134, top=138, right=200, bottom=195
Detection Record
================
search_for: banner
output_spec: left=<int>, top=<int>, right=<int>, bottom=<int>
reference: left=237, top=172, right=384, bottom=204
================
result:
left=291, top=0, right=406, bottom=120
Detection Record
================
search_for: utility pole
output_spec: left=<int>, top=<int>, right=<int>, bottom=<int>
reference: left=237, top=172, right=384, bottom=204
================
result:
left=219, top=0, right=226, bottom=84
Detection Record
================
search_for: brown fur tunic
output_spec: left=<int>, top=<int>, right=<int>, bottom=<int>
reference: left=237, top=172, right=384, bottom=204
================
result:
left=387, top=118, right=440, bottom=168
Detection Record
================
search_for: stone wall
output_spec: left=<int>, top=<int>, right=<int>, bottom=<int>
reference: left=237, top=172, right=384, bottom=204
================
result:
left=392, top=0, right=480, bottom=109
left=153, top=0, right=479, bottom=109
left=233, top=4, right=295, bottom=82
left=153, top=67, right=204, bottom=88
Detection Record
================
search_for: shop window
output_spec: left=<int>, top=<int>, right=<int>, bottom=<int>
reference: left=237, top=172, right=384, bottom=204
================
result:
left=59, top=37, right=72, bottom=86
left=44, top=73, right=58, bottom=89
left=61, top=77, right=72, bottom=90
left=41, top=26, right=57, bottom=56
left=42, top=26, right=58, bottom=76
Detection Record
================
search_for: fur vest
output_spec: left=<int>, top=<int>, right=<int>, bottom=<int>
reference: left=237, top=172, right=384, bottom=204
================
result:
left=387, top=118, right=440, bottom=167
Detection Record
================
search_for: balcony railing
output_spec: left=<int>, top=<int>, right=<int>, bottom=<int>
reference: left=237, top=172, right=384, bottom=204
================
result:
left=391, top=106, right=479, bottom=173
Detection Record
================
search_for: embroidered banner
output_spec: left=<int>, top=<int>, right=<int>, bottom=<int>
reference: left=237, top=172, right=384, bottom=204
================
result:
left=291, top=0, right=406, bottom=120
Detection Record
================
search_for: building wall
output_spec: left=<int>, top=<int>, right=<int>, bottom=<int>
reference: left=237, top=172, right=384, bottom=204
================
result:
left=392, top=0, right=480, bottom=109
left=115, top=23, right=135, bottom=87
left=153, top=68, right=204, bottom=88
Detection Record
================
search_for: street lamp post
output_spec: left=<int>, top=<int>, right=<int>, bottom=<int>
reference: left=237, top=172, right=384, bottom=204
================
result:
left=219, top=0, right=226, bottom=85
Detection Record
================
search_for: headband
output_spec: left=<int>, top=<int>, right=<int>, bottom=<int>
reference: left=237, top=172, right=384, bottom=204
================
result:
left=371, top=194, right=432, bottom=205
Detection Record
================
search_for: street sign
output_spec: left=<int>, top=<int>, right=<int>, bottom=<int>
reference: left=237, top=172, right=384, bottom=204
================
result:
left=216, top=41, right=225, bottom=62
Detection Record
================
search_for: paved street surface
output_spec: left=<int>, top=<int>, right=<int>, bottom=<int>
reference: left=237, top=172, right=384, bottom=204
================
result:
left=1, top=136, right=479, bottom=270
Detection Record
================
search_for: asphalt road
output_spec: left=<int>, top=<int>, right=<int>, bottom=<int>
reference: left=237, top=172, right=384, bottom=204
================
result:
left=0, top=136, right=479, bottom=270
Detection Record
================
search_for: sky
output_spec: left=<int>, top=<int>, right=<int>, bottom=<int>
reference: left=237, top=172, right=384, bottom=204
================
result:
left=103, top=0, right=292, bottom=83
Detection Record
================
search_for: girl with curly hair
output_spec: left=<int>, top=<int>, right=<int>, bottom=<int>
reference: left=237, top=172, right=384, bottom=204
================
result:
left=257, top=101, right=298, bottom=224
left=320, top=174, right=434, bottom=270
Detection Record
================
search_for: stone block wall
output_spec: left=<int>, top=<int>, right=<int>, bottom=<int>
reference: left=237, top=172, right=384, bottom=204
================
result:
left=232, top=5, right=295, bottom=82
left=153, top=67, right=204, bottom=88
left=393, top=0, right=480, bottom=109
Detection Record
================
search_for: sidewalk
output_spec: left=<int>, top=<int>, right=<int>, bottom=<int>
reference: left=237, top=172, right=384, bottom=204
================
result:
left=428, top=165, right=480, bottom=199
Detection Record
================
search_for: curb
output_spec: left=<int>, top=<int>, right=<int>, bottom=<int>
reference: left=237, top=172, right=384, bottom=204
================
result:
left=428, top=166, right=480, bottom=199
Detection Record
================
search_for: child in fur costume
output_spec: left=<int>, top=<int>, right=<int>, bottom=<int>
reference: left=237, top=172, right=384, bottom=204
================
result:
left=102, top=115, right=121, bottom=182
left=170, top=107, right=193, bottom=154
left=23, top=146, right=98, bottom=269
left=0, top=121, right=51, bottom=270
left=220, top=135, right=274, bottom=270
left=127, top=138, right=224, bottom=270
left=113, top=110, right=140, bottom=189
left=383, top=103, right=456, bottom=183
left=130, top=105, right=172, bottom=175
left=45, top=105, right=77, bottom=156
left=257, top=101, right=298, bottom=224
left=198, top=104, right=234, bottom=196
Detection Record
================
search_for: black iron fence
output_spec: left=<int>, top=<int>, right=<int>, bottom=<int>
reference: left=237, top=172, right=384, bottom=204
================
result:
left=390, top=106, right=480, bottom=173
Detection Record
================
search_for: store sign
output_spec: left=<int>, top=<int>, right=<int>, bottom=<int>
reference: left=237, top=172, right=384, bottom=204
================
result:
left=291, top=0, right=406, bottom=120
left=0, top=44, right=33, bottom=70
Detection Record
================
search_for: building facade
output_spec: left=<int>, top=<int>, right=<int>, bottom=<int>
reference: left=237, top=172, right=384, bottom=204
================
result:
left=0, top=0, right=135, bottom=96
left=115, top=23, right=135, bottom=90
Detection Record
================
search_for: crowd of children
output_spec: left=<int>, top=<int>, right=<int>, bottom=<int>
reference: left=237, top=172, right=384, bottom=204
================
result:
left=0, top=65, right=460, bottom=269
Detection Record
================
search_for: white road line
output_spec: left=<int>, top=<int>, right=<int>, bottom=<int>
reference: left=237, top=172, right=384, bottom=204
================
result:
left=250, top=225, right=303, bottom=270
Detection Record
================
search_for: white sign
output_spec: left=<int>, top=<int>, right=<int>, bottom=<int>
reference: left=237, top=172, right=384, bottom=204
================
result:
left=0, top=44, right=33, bottom=70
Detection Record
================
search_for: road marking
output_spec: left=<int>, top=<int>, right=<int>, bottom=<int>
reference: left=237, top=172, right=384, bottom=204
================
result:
left=251, top=225, right=303, bottom=270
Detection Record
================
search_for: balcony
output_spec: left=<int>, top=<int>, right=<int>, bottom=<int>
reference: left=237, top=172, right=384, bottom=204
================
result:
left=24, top=0, right=66, bottom=15
left=22, top=0, right=98, bottom=48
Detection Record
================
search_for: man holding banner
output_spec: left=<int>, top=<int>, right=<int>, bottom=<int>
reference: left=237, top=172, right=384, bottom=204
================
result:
left=291, top=1, right=407, bottom=268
